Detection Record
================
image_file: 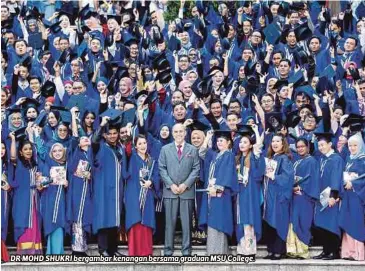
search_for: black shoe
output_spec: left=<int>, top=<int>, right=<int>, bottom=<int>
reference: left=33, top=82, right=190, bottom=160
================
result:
left=322, top=253, right=340, bottom=260
left=313, top=252, right=329, bottom=259
left=100, top=251, right=110, bottom=257
left=263, top=253, right=273, bottom=259
left=114, top=251, right=126, bottom=257
left=270, top=254, right=283, bottom=260
left=72, top=251, right=88, bottom=256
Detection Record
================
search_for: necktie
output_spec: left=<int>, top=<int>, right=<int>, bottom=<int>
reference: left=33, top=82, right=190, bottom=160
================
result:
left=177, top=145, right=182, bottom=160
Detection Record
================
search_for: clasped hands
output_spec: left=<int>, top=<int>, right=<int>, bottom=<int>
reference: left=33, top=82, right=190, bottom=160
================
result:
left=170, top=183, right=187, bottom=194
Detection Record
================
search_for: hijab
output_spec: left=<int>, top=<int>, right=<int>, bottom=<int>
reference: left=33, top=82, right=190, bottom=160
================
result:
left=348, top=132, right=365, bottom=160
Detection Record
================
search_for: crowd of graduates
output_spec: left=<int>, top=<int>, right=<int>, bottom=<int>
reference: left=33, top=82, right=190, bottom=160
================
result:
left=1, top=0, right=365, bottom=263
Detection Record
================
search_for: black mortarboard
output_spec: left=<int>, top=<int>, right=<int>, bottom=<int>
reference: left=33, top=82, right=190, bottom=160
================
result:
left=187, top=120, right=210, bottom=132
left=78, top=4, right=90, bottom=19
left=135, top=90, right=148, bottom=101
left=41, top=81, right=56, bottom=98
left=7, top=107, right=22, bottom=115
left=289, top=70, right=305, bottom=87
left=81, top=25, right=91, bottom=34
left=214, top=130, right=233, bottom=141
left=143, top=91, right=157, bottom=106
left=14, top=127, right=27, bottom=141
left=155, top=58, right=170, bottom=71
left=314, top=132, right=334, bottom=142
left=208, top=65, right=224, bottom=75
left=115, top=66, right=129, bottom=81
left=1, top=19, right=14, bottom=33
left=263, top=22, right=282, bottom=45
left=241, top=76, right=259, bottom=95
left=265, top=112, right=282, bottom=132
left=244, top=60, right=257, bottom=76
left=34, top=111, right=48, bottom=127
left=100, top=108, right=123, bottom=123
left=293, top=49, right=309, bottom=66
left=122, top=32, right=138, bottom=47
left=152, top=52, right=168, bottom=70
left=107, top=14, right=122, bottom=24
left=278, top=1, right=290, bottom=17
left=19, top=56, right=32, bottom=69
left=196, top=0, right=209, bottom=15
left=26, top=6, right=43, bottom=21
left=156, top=70, right=172, bottom=84
left=294, top=22, right=313, bottom=42
left=237, top=124, right=254, bottom=137
left=121, top=108, right=136, bottom=127
left=341, top=114, right=365, bottom=131
left=66, top=95, right=86, bottom=110
left=58, top=10, right=74, bottom=24
left=335, top=96, right=346, bottom=111
left=48, top=21, right=62, bottom=34
left=19, top=4, right=27, bottom=18
left=110, top=60, right=124, bottom=68
left=57, top=50, right=69, bottom=66
left=192, top=77, right=212, bottom=99
left=295, top=85, right=315, bottom=99
left=285, top=110, right=301, bottom=128
left=292, top=2, right=306, bottom=11
left=22, top=98, right=40, bottom=110
left=50, top=105, right=68, bottom=112
left=273, top=79, right=288, bottom=91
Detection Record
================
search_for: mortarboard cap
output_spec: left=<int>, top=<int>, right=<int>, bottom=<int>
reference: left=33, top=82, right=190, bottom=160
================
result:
left=335, top=96, right=346, bottom=111
left=187, top=120, right=210, bottom=132
left=50, top=105, right=68, bottom=112
left=265, top=112, right=282, bottom=132
left=294, top=22, right=313, bottom=42
left=192, top=78, right=211, bottom=99
left=285, top=110, right=301, bottom=128
left=156, top=70, right=172, bottom=84
left=7, top=107, right=22, bottom=115
left=237, top=124, right=254, bottom=137
left=288, top=70, right=305, bottom=87
left=100, top=108, right=123, bottom=124
left=19, top=56, right=32, bottom=69
left=152, top=52, right=169, bottom=70
left=57, top=50, right=70, bottom=66
left=34, top=111, right=48, bottom=127
left=295, top=85, right=315, bottom=99
left=22, top=98, right=40, bottom=110
left=135, top=90, right=148, bottom=101
left=341, top=114, right=365, bottom=131
left=242, top=76, right=259, bottom=95
left=273, top=79, right=288, bottom=91
left=1, top=19, right=14, bottom=33
left=58, top=10, right=75, bottom=24
left=66, top=95, right=86, bottom=110
left=78, top=4, right=90, bottom=19
left=314, top=132, right=334, bottom=142
left=60, top=111, right=72, bottom=125
left=293, top=49, right=309, bottom=66
left=143, top=91, right=157, bottom=106
left=263, top=22, right=282, bottom=45
left=107, top=14, right=121, bottom=24
left=208, top=65, right=224, bottom=75
left=121, top=108, right=136, bottom=127
left=48, top=21, right=62, bottom=34
left=41, top=81, right=56, bottom=98
left=244, top=60, right=257, bottom=76
left=319, top=64, right=336, bottom=79
left=214, top=130, right=233, bottom=142
left=14, top=127, right=27, bottom=141
left=122, top=32, right=138, bottom=47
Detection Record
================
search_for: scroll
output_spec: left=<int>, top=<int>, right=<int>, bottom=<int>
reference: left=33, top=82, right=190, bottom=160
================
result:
left=319, top=186, right=331, bottom=212
left=265, top=158, right=278, bottom=176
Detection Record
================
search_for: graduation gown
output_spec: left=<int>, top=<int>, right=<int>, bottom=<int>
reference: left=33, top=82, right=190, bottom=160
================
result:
left=199, top=149, right=239, bottom=236
left=236, top=153, right=266, bottom=242
left=339, top=156, right=365, bottom=242
left=92, top=141, right=128, bottom=234
left=40, top=158, right=68, bottom=237
left=291, top=155, right=320, bottom=245
left=12, top=159, right=41, bottom=242
left=1, top=161, right=13, bottom=241
left=314, top=152, right=344, bottom=237
left=125, top=151, right=159, bottom=232
left=66, top=147, right=93, bottom=234
left=263, top=154, right=294, bottom=241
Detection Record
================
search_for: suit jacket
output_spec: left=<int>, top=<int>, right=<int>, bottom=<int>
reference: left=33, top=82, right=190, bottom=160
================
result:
left=158, top=142, right=200, bottom=200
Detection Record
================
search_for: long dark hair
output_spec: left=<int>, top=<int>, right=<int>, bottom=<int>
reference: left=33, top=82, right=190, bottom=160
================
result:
left=134, top=134, right=151, bottom=161
left=18, top=140, right=36, bottom=168
left=267, top=133, right=292, bottom=159
left=235, top=134, right=254, bottom=169
left=81, top=110, right=96, bottom=133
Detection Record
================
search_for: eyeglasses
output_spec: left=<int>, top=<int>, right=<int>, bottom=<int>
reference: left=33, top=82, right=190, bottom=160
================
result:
left=262, top=99, right=273, bottom=104
left=73, top=86, right=83, bottom=90
left=58, top=129, right=68, bottom=132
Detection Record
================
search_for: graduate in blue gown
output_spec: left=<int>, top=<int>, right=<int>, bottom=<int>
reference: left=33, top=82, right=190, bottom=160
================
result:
left=339, top=133, right=365, bottom=261
left=313, top=132, right=344, bottom=260
left=40, top=143, right=68, bottom=255
left=67, top=135, right=93, bottom=256
left=91, top=115, right=128, bottom=256
left=198, top=130, right=239, bottom=255
left=125, top=135, right=159, bottom=256
left=235, top=125, right=265, bottom=257
left=1, top=142, right=13, bottom=262
left=10, top=135, right=43, bottom=255
left=263, top=133, right=294, bottom=260
left=287, top=138, right=320, bottom=259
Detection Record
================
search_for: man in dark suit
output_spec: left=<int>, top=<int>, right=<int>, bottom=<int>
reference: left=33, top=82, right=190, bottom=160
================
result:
left=158, top=123, right=200, bottom=256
